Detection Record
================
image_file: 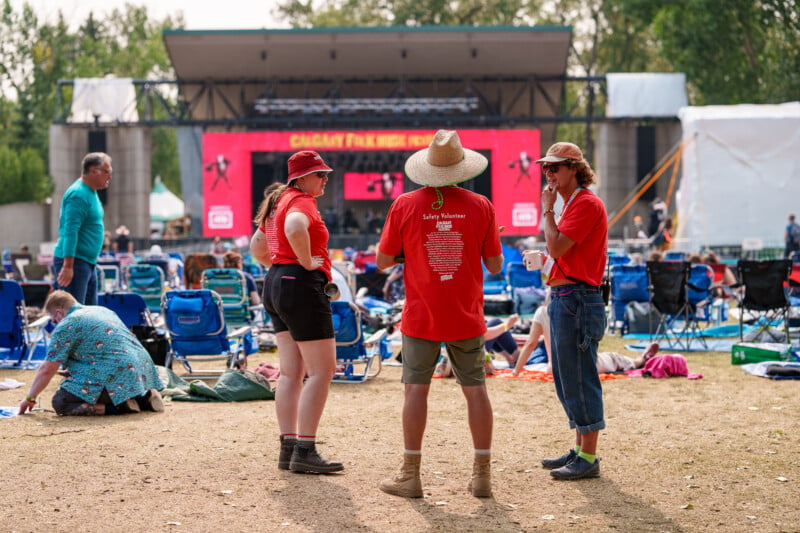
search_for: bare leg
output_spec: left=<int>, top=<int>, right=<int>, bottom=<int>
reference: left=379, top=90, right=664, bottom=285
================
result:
left=578, top=430, right=599, bottom=456
left=461, top=385, right=493, bottom=450
left=295, top=337, right=336, bottom=436
left=402, top=384, right=430, bottom=450
left=274, top=331, right=304, bottom=435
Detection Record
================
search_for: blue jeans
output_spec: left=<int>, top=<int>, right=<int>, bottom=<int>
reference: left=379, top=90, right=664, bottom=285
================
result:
left=53, top=256, right=98, bottom=305
left=548, top=283, right=607, bottom=434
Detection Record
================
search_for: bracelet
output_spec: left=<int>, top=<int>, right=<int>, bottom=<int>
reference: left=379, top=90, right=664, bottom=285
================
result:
left=25, top=395, right=36, bottom=403
left=543, top=209, right=555, bottom=216
left=501, top=323, right=509, bottom=331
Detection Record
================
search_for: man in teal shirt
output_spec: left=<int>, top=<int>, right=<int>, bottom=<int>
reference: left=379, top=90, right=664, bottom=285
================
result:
left=53, top=152, right=112, bottom=305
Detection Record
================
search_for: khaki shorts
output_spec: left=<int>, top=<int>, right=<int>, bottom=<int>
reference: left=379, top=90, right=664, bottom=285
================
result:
left=402, top=334, right=486, bottom=386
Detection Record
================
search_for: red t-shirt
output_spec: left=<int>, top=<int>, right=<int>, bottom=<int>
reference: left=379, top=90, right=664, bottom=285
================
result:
left=379, top=186, right=503, bottom=341
left=548, top=189, right=608, bottom=286
left=259, top=187, right=332, bottom=281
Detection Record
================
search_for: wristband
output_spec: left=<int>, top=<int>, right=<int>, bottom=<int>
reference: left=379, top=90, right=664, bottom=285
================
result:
left=543, top=209, right=555, bottom=216
left=25, top=395, right=36, bottom=403
left=501, top=323, right=509, bottom=331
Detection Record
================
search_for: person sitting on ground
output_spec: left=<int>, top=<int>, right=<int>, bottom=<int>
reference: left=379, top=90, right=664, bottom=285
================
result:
left=18, top=290, right=164, bottom=416
left=511, top=303, right=659, bottom=376
left=223, top=250, right=261, bottom=306
left=435, top=314, right=520, bottom=377
left=702, top=251, right=737, bottom=298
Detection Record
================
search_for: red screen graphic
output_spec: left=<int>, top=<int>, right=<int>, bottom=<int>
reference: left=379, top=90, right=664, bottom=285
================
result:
left=202, top=129, right=542, bottom=237
left=344, top=172, right=404, bottom=200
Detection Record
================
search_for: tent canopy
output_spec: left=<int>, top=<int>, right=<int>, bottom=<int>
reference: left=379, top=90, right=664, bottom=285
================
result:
left=675, top=102, right=800, bottom=251
left=150, top=178, right=185, bottom=223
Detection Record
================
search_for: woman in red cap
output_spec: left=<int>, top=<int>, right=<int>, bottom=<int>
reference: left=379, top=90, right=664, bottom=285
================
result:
left=250, top=150, right=343, bottom=474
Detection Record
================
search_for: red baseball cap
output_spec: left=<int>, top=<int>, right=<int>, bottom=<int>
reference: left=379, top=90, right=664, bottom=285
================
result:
left=535, top=142, right=584, bottom=163
left=287, top=151, right=333, bottom=183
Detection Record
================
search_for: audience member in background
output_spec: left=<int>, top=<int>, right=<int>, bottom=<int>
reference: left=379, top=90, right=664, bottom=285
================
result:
left=113, top=225, right=134, bottom=255
left=223, top=250, right=261, bottom=306
left=382, top=263, right=405, bottom=304
left=18, top=290, right=164, bottom=416
left=250, top=150, right=342, bottom=474
left=435, top=314, right=521, bottom=377
left=209, top=235, right=226, bottom=255
left=651, top=217, right=673, bottom=252
left=52, top=152, right=112, bottom=305
left=647, top=250, right=664, bottom=262
left=703, top=251, right=737, bottom=297
left=785, top=214, right=800, bottom=259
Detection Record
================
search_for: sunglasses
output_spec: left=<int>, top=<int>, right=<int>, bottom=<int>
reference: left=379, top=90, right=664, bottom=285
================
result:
left=542, top=162, right=572, bottom=175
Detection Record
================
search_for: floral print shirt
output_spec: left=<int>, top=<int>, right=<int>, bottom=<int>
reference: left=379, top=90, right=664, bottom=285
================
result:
left=46, top=304, right=164, bottom=405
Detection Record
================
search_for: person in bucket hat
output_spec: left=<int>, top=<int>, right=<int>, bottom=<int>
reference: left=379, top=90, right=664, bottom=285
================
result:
left=376, top=130, right=503, bottom=499
left=249, top=150, right=343, bottom=475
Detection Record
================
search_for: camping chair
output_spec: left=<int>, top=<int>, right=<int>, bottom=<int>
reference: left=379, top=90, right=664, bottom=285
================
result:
left=646, top=261, right=707, bottom=350
left=21, top=263, right=51, bottom=282
left=97, top=263, right=123, bottom=292
left=331, top=300, right=384, bottom=383
left=125, top=264, right=166, bottom=314
left=736, top=259, right=792, bottom=343
left=98, top=292, right=154, bottom=328
left=609, top=264, right=649, bottom=334
left=162, top=289, right=251, bottom=380
left=20, top=282, right=53, bottom=310
left=505, top=261, right=544, bottom=315
left=201, top=268, right=263, bottom=330
left=0, top=279, right=48, bottom=368
left=687, top=264, right=715, bottom=326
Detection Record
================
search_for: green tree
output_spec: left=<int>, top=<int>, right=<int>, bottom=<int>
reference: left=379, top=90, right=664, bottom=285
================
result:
left=0, top=144, right=23, bottom=205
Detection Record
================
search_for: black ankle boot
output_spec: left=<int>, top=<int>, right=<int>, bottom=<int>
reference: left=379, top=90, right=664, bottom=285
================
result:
left=289, top=442, right=344, bottom=474
left=278, top=436, right=296, bottom=471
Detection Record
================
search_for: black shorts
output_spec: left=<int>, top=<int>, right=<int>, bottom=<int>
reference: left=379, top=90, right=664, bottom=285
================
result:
left=262, top=263, right=334, bottom=342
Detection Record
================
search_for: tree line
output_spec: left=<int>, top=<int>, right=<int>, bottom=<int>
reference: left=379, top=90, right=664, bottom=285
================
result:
left=0, top=0, right=797, bottom=205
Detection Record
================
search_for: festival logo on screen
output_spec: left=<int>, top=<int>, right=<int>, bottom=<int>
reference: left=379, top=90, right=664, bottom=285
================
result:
left=344, top=172, right=404, bottom=200
left=208, top=205, right=234, bottom=230
left=512, top=203, right=539, bottom=227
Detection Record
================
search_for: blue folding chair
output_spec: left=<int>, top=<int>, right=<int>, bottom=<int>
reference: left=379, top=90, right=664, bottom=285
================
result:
left=505, top=261, right=544, bottom=315
left=0, top=279, right=47, bottom=368
left=609, top=264, right=650, bottom=334
left=162, top=289, right=251, bottom=380
left=201, top=268, right=262, bottom=330
left=331, top=300, right=384, bottom=383
left=125, top=264, right=166, bottom=314
left=98, top=292, right=153, bottom=328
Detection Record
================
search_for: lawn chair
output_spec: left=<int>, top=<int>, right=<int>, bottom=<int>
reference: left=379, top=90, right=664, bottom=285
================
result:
left=687, top=264, right=714, bottom=327
left=125, top=264, right=166, bottom=314
left=162, top=289, right=250, bottom=380
left=331, top=300, right=384, bottom=383
left=201, top=268, right=263, bottom=331
left=609, top=264, right=649, bottom=334
left=505, top=261, right=544, bottom=315
left=736, top=259, right=792, bottom=343
left=98, top=292, right=154, bottom=328
left=646, top=261, right=707, bottom=350
left=0, top=279, right=48, bottom=368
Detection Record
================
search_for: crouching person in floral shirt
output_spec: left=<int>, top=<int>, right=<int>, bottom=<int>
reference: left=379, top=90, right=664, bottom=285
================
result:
left=18, top=290, right=164, bottom=416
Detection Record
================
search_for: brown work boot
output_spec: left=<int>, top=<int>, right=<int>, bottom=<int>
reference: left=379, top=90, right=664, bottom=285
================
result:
left=467, top=454, right=492, bottom=498
left=278, top=436, right=296, bottom=471
left=379, top=454, right=423, bottom=498
left=289, top=442, right=344, bottom=474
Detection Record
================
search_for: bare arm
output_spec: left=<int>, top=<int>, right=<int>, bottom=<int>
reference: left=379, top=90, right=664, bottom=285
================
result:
left=285, top=212, right=322, bottom=271
left=483, top=253, right=504, bottom=275
left=376, top=250, right=396, bottom=271
left=249, top=228, right=272, bottom=267
left=18, top=361, right=60, bottom=414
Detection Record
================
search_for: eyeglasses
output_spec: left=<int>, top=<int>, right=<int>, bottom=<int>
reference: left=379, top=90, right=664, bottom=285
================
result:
left=94, top=166, right=113, bottom=175
left=542, top=163, right=567, bottom=175
left=315, top=171, right=329, bottom=178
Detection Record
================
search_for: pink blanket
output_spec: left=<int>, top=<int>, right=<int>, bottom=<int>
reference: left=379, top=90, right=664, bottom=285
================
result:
left=626, top=354, right=703, bottom=379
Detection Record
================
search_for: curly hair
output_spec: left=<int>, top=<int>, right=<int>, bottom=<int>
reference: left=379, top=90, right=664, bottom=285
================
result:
left=569, top=159, right=598, bottom=188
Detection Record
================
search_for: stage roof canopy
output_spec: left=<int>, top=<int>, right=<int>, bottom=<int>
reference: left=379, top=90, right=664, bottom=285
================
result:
left=163, top=25, right=572, bottom=80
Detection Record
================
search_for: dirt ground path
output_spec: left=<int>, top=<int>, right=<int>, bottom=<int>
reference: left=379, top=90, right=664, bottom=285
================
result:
left=1, top=339, right=799, bottom=532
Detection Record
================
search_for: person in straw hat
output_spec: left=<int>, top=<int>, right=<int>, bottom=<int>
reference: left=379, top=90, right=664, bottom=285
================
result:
left=376, top=130, right=504, bottom=498
left=249, top=150, right=343, bottom=474
left=526, top=141, right=608, bottom=480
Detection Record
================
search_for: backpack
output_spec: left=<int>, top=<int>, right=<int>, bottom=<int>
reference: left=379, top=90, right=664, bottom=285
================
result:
left=790, top=223, right=800, bottom=242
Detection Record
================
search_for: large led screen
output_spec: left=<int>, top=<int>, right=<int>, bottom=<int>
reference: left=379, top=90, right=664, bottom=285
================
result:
left=202, top=129, right=542, bottom=237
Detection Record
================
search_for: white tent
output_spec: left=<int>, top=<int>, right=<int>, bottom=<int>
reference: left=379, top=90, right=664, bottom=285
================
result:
left=675, top=102, right=800, bottom=251
left=150, top=177, right=185, bottom=223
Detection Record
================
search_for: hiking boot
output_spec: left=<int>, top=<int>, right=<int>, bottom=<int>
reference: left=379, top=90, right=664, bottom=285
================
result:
left=541, top=449, right=578, bottom=470
left=119, top=398, right=141, bottom=414
left=550, top=456, right=600, bottom=480
left=278, top=436, right=296, bottom=471
left=289, top=442, right=344, bottom=474
left=467, top=454, right=492, bottom=498
left=380, top=454, right=423, bottom=498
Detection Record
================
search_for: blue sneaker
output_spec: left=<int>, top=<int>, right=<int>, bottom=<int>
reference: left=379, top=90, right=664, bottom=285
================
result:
left=550, top=456, right=600, bottom=480
left=541, top=449, right=578, bottom=470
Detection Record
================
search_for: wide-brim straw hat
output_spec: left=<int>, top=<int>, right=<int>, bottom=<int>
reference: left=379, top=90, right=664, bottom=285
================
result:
left=404, top=130, right=488, bottom=187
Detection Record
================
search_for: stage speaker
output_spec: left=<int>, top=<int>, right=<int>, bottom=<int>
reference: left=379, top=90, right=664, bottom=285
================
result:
left=88, top=130, right=108, bottom=204
left=636, top=126, right=656, bottom=202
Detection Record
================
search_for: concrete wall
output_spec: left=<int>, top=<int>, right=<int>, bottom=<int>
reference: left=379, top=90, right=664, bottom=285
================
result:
left=49, top=125, right=152, bottom=243
left=596, top=122, right=681, bottom=239
left=0, top=202, right=51, bottom=252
